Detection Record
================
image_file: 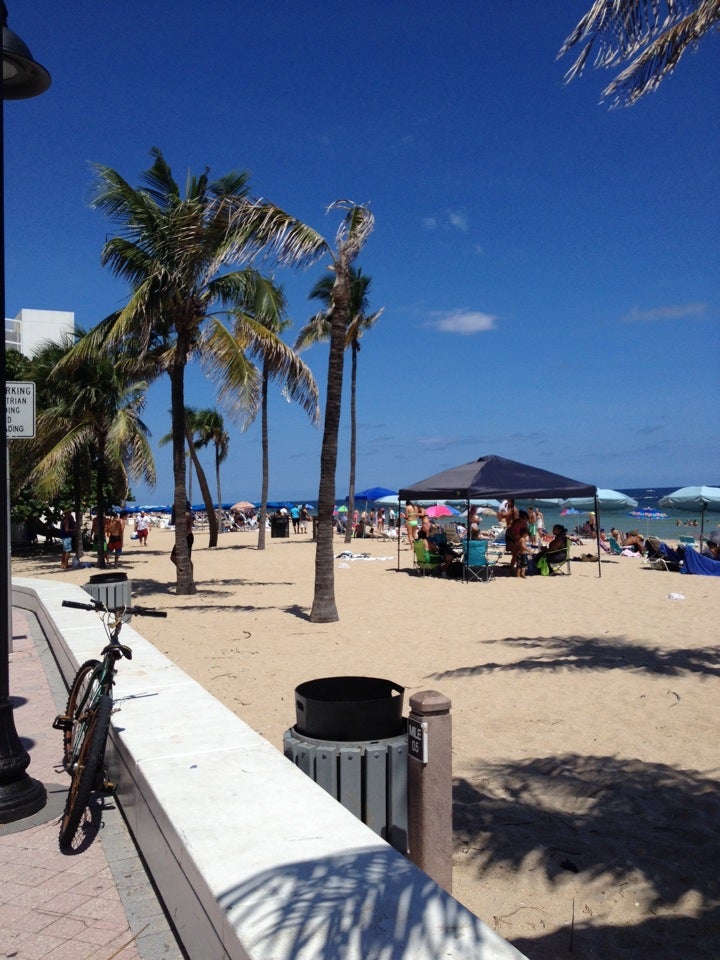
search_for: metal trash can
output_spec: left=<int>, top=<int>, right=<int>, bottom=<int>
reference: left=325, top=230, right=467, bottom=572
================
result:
left=284, top=726, right=407, bottom=853
left=285, top=676, right=408, bottom=852
left=83, top=571, right=132, bottom=613
left=270, top=515, right=290, bottom=538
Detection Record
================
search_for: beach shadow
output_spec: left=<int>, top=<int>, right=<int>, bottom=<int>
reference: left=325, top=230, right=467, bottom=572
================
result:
left=218, top=846, right=493, bottom=960
left=454, top=754, right=720, bottom=959
left=285, top=604, right=311, bottom=621
left=429, top=634, right=720, bottom=680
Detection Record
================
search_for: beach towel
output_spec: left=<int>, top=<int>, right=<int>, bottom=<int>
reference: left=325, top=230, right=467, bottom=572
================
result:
left=681, top=547, right=720, bottom=577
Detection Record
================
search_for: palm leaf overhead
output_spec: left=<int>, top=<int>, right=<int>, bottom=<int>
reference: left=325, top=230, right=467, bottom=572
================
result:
left=560, top=0, right=720, bottom=105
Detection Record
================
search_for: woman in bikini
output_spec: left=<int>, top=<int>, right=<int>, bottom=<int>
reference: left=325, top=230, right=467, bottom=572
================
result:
left=405, top=502, right=418, bottom=545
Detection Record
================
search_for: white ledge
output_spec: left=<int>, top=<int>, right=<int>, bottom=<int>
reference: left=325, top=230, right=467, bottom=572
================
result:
left=13, top=577, right=527, bottom=960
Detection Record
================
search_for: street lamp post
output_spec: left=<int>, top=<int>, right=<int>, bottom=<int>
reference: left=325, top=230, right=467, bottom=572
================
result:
left=0, top=3, right=51, bottom=823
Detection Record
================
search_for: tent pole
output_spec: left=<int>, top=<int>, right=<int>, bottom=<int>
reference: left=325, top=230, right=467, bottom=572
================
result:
left=594, top=494, right=602, bottom=577
left=397, top=500, right=402, bottom=571
left=464, top=498, right=470, bottom=583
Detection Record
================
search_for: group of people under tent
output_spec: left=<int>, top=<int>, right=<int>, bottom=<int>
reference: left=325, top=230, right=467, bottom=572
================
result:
left=403, top=496, right=573, bottom=580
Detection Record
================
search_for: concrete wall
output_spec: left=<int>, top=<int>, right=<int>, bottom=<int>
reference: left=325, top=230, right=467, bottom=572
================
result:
left=12, top=577, right=527, bottom=960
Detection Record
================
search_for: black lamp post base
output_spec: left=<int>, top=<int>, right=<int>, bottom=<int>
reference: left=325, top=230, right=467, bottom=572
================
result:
left=0, top=700, right=47, bottom=824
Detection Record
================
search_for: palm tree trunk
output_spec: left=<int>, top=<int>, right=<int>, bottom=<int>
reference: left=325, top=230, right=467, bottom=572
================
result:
left=258, top=366, right=269, bottom=551
left=215, top=446, right=222, bottom=525
left=310, top=265, right=350, bottom=623
left=72, top=453, right=83, bottom=562
left=171, top=362, right=196, bottom=594
left=344, top=342, right=359, bottom=544
left=94, top=438, right=107, bottom=569
left=185, top=421, right=219, bottom=548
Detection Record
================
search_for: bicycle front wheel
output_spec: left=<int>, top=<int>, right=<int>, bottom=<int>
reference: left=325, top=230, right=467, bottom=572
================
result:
left=59, top=694, right=112, bottom=850
left=62, top=659, right=102, bottom=770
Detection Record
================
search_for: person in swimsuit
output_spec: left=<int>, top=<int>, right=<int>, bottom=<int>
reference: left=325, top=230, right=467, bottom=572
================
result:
left=106, top=513, right=124, bottom=566
left=405, top=502, right=418, bottom=545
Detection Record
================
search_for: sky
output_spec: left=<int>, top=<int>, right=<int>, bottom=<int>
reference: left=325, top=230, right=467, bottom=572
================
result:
left=4, top=2, right=719, bottom=504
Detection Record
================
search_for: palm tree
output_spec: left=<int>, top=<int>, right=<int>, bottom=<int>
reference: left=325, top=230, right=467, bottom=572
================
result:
left=306, top=204, right=375, bottom=623
left=159, top=406, right=223, bottom=547
left=83, top=147, right=326, bottom=594
left=559, top=0, right=720, bottom=106
left=295, top=267, right=382, bottom=544
left=30, top=339, right=155, bottom=568
left=193, top=408, right=230, bottom=535
left=226, top=281, right=319, bottom=551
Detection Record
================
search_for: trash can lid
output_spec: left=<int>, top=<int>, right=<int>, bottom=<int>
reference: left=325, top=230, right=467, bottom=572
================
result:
left=88, top=572, right=128, bottom=584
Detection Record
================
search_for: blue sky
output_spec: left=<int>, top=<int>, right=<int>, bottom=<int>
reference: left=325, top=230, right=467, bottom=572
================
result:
left=5, top=2, right=719, bottom=503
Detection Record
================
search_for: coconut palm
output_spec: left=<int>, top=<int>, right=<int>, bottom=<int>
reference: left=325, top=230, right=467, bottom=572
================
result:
left=82, top=147, right=326, bottom=594
left=193, top=408, right=230, bottom=535
left=306, top=204, right=375, bottom=623
left=159, top=406, right=223, bottom=546
left=560, top=0, right=720, bottom=106
left=30, top=339, right=155, bottom=568
left=226, top=281, right=319, bottom=550
left=295, top=267, right=383, bottom=545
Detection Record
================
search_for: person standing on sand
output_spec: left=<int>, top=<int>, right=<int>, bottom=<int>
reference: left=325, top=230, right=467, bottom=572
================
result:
left=60, top=510, right=76, bottom=569
left=106, top=513, right=125, bottom=566
left=135, top=510, right=150, bottom=546
left=405, top=502, right=418, bottom=545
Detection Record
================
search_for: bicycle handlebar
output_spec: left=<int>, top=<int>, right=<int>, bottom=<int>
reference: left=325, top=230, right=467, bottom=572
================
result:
left=62, top=599, right=168, bottom=618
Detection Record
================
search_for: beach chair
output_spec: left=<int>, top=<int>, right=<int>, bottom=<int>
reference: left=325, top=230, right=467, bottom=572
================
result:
left=537, top=537, right=571, bottom=576
left=413, top=539, right=442, bottom=576
left=607, top=536, right=623, bottom=555
left=462, top=538, right=497, bottom=582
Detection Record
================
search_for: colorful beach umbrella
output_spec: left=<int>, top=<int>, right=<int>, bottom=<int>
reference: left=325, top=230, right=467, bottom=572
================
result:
left=627, top=507, right=668, bottom=536
left=425, top=504, right=459, bottom=518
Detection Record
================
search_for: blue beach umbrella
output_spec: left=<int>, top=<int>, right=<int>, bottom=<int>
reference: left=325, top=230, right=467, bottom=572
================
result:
left=658, top=486, right=720, bottom=546
left=351, top=486, right=397, bottom=502
left=562, top=489, right=638, bottom=511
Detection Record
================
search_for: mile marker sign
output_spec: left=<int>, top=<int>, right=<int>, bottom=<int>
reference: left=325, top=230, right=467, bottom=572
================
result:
left=6, top=381, right=36, bottom=439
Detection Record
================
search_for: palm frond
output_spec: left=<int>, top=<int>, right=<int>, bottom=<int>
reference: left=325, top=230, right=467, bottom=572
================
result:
left=294, top=312, right=332, bottom=351
left=603, top=3, right=720, bottom=103
left=559, top=0, right=720, bottom=104
left=229, top=200, right=328, bottom=268
left=201, top=319, right=262, bottom=421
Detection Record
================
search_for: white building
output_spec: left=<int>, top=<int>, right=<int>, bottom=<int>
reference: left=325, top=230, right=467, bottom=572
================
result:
left=5, top=308, right=75, bottom=357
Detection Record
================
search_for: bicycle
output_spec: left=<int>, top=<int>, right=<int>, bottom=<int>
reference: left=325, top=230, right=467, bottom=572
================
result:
left=53, top=598, right=167, bottom=849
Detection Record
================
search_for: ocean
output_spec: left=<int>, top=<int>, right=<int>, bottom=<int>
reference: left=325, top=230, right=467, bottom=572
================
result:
left=506, top=487, right=715, bottom=544
left=268, top=486, right=717, bottom=543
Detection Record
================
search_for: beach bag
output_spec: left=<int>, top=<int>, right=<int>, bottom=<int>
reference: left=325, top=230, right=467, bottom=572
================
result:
left=62, top=537, right=72, bottom=552
left=537, top=555, right=551, bottom=577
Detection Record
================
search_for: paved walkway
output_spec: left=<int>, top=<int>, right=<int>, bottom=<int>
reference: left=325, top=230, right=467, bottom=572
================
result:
left=0, top=609, right=186, bottom=960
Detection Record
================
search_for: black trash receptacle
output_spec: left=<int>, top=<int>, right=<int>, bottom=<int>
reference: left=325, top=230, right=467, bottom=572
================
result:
left=312, top=517, right=319, bottom=541
left=295, top=675, right=404, bottom=742
left=287, top=675, right=408, bottom=853
left=270, top=515, right=290, bottom=538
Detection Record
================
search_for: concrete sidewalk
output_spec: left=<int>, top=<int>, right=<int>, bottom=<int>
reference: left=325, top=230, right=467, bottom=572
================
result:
left=0, top=609, right=185, bottom=960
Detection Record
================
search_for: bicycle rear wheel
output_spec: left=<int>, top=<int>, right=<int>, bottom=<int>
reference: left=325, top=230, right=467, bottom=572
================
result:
left=59, top=694, right=112, bottom=850
left=62, top=659, right=102, bottom=769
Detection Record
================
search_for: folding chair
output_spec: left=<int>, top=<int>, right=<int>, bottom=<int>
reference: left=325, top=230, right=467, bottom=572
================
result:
left=537, top=537, right=571, bottom=575
left=413, top=539, right=442, bottom=576
left=462, top=538, right=497, bottom=582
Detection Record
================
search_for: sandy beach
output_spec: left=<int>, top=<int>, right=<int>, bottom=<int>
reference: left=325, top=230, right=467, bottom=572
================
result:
left=12, top=526, right=720, bottom=960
